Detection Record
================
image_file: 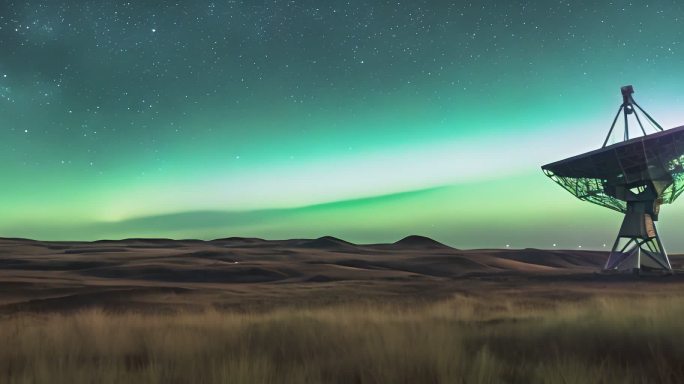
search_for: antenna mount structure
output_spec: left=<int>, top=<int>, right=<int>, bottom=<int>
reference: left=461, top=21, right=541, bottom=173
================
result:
left=602, top=85, right=664, bottom=147
left=543, top=86, right=684, bottom=275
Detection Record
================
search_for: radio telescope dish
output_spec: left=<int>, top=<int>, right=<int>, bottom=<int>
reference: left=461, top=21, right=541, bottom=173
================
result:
left=542, top=86, right=684, bottom=274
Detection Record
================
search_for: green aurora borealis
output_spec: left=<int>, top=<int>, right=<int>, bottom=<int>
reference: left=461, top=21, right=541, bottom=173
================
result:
left=2, top=1, right=684, bottom=249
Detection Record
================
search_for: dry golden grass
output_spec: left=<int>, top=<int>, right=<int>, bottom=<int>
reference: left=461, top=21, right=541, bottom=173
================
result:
left=1, top=295, right=684, bottom=383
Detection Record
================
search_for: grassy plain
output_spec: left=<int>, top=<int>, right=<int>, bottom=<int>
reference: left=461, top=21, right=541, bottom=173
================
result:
left=2, top=237, right=684, bottom=383
left=2, top=295, right=684, bottom=384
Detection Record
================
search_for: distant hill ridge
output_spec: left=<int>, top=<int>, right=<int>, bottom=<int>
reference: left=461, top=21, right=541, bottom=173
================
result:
left=2, top=234, right=453, bottom=249
left=211, top=237, right=266, bottom=243
left=394, top=235, right=453, bottom=249
left=298, top=236, right=356, bottom=249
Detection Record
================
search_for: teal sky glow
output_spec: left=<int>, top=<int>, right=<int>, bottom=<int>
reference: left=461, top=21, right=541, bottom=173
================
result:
left=2, top=1, right=684, bottom=249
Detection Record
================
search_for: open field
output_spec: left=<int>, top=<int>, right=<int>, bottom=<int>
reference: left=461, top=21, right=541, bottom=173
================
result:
left=1, top=236, right=684, bottom=383
left=3, top=296, right=684, bottom=383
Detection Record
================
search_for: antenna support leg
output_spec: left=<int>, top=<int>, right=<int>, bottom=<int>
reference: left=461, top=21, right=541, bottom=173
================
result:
left=603, top=201, right=673, bottom=274
left=601, top=85, right=664, bottom=148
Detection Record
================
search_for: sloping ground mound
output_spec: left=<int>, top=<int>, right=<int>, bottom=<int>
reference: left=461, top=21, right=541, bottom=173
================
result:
left=182, top=250, right=239, bottom=261
left=63, top=248, right=129, bottom=254
left=297, top=236, right=357, bottom=249
left=482, top=249, right=606, bottom=269
left=393, top=235, right=453, bottom=249
left=211, top=237, right=266, bottom=244
left=0, top=287, right=192, bottom=314
left=2, top=260, right=117, bottom=271
left=80, top=264, right=298, bottom=283
left=99, top=238, right=187, bottom=248
left=325, top=256, right=493, bottom=277
left=400, top=255, right=496, bottom=275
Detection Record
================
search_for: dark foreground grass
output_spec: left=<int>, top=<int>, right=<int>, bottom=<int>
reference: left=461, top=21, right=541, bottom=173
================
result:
left=1, top=295, right=683, bottom=383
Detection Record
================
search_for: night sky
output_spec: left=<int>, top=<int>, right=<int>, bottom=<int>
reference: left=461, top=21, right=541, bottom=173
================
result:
left=2, top=1, right=684, bottom=249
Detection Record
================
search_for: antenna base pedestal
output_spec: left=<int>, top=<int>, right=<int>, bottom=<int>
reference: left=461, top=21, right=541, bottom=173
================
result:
left=603, top=203, right=673, bottom=273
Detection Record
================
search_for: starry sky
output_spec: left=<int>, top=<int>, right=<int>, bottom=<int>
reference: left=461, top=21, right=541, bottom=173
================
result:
left=2, top=1, right=684, bottom=249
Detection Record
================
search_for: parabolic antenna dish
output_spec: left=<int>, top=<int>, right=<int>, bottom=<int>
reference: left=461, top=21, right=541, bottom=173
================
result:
left=541, top=86, right=683, bottom=274
left=542, top=124, right=684, bottom=213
